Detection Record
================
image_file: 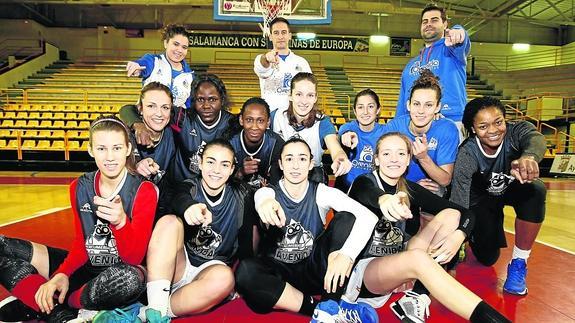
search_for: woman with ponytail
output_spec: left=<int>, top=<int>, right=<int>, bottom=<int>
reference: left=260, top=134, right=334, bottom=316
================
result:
left=344, top=132, right=510, bottom=323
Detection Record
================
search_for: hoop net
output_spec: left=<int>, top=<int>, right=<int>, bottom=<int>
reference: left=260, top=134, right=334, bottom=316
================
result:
left=256, top=0, right=291, bottom=38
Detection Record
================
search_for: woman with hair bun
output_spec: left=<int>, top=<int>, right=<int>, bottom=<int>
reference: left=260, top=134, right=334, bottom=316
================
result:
left=125, top=24, right=194, bottom=110
left=385, top=69, right=459, bottom=196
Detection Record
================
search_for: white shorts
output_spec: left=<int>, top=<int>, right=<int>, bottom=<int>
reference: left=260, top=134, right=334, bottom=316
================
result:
left=342, top=257, right=391, bottom=309
left=170, top=251, right=226, bottom=293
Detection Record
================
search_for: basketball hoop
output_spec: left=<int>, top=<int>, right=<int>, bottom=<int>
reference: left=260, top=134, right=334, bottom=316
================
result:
left=256, top=0, right=291, bottom=38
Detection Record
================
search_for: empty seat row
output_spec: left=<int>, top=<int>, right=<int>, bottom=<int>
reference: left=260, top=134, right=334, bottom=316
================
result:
left=0, top=139, right=88, bottom=151
left=0, top=119, right=91, bottom=129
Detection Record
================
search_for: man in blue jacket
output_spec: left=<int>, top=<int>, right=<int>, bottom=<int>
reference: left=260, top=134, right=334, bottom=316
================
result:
left=395, top=3, right=471, bottom=140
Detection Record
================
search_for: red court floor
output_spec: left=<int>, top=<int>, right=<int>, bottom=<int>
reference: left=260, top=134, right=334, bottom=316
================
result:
left=1, top=207, right=574, bottom=322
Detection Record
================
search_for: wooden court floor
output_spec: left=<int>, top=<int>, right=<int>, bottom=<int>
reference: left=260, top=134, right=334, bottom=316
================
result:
left=0, top=171, right=574, bottom=322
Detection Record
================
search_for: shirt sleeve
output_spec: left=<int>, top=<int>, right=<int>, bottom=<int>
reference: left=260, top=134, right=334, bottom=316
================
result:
left=54, top=180, right=88, bottom=277
left=316, top=184, right=378, bottom=261
left=268, top=136, right=285, bottom=185
left=134, top=54, right=156, bottom=80
left=319, top=118, right=337, bottom=148
left=446, top=25, right=471, bottom=65
left=111, top=181, right=158, bottom=265
left=449, top=147, right=478, bottom=208
left=301, top=57, right=312, bottom=73
left=435, top=121, right=459, bottom=165
left=510, top=121, right=547, bottom=162
left=254, top=54, right=274, bottom=79
left=395, top=71, right=409, bottom=117
left=119, top=104, right=143, bottom=128
left=172, top=180, right=201, bottom=218
left=347, top=175, right=385, bottom=211
left=338, top=122, right=352, bottom=136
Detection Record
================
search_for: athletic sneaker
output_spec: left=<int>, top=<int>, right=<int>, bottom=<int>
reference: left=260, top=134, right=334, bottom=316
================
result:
left=92, top=302, right=144, bottom=323
left=0, top=296, right=41, bottom=322
left=390, top=291, right=431, bottom=323
left=311, top=299, right=341, bottom=323
left=146, top=308, right=171, bottom=323
left=311, top=299, right=379, bottom=323
left=503, top=258, right=528, bottom=295
left=338, top=299, right=379, bottom=323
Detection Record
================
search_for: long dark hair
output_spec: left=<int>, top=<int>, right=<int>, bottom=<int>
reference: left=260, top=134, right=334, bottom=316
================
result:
left=286, top=72, right=324, bottom=128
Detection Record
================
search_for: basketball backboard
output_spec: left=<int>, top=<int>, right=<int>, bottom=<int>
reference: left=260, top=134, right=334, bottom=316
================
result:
left=213, top=0, right=331, bottom=24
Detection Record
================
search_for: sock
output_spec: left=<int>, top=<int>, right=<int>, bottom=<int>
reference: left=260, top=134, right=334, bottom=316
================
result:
left=298, top=295, right=318, bottom=316
left=137, top=305, right=148, bottom=321
left=166, top=297, right=177, bottom=318
left=470, top=301, right=511, bottom=323
left=68, top=286, right=84, bottom=309
left=511, top=246, right=531, bottom=262
left=412, top=280, right=429, bottom=295
left=146, top=279, right=171, bottom=316
left=10, top=274, right=46, bottom=312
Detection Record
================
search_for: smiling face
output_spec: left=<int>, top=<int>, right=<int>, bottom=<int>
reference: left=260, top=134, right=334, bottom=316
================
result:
left=354, top=94, right=380, bottom=128
left=164, top=34, right=189, bottom=65
left=194, top=82, right=223, bottom=126
left=290, top=79, right=317, bottom=121
left=472, top=106, right=507, bottom=154
left=240, top=103, right=269, bottom=146
left=408, top=88, right=440, bottom=129
left=199, top=144, right=235, bottom=195
left=270, top=21, right=291, bottom=51
left=139, top=89, right=171, bottom=133
left=420, top=9, right=447, bottom=44
left=279, top=141, right=314, bottom=185
left=375, top=135, right=411, bottom=184
left=89, top=129, right=132, bottom=180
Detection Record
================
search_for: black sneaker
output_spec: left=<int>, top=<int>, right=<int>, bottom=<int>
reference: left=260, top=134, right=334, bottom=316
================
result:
left=46, top=304, right=79, bottom=323
left=0, top=296, right=42, bottom=322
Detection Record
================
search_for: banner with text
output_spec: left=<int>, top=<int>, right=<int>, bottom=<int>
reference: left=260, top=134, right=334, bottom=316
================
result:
left=188, top=33, right=369, bottom=52
left=550, top=153, right=575, bottom=175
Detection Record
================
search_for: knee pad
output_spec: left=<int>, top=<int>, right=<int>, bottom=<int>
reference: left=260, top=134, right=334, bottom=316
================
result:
left=80, top=263, right=146, bottom=310
left=471, top=245, right=500, bottom=266
left=516, top=181, right=546, bottom=223
left=234, top=259, right=282, bottom=314
left=0, top=235, right=33, bottom=262
left=0, top=256, right=38, bottom=290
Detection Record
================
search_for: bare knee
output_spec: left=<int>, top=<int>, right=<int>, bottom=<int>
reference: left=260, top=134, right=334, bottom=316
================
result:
left=209, top=265, right=235, bottom=297
left=404, top=249, right=436, bottom=278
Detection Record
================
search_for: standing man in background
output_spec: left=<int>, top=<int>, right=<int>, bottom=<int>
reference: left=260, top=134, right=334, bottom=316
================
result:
left=395, top=3, right=471, bottom=139
left=254, top=17, right=312, bottom=112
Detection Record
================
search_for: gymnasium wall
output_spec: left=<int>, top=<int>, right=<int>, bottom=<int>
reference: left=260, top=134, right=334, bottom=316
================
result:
left=0, top=18, right=570, bottom=69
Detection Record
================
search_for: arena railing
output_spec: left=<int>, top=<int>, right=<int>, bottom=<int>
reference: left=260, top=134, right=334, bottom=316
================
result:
left=471, top=45, right=575, bottom=72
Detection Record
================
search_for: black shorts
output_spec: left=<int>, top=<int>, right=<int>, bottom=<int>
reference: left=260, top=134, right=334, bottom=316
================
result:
left=470, top=179, right=546, bottom=250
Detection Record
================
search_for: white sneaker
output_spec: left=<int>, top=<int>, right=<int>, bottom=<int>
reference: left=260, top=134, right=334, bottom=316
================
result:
left=67, top=309, right=99, bottom=322
left=390, top=291, right=431, bottom=323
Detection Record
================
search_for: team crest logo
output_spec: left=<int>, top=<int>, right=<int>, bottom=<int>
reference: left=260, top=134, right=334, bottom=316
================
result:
left=427, top=137, right=438, bottom=150
left=80, top=203, right=93, bottom=213
left=487, top=172, right=515, bottom=195
left=274, top=219, right=314, bottom=263
left=86, top=219, right=118, bottom=266
left=190, top=225, right=222, bottom=260
left=369, top=220, right=404, bottom=257
left=359, top=145, right=374, bottom=163
left=188, top=141, right=206, bottom=173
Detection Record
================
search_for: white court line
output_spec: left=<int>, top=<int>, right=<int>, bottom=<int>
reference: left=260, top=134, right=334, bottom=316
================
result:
left=0, top=206, right=71, bottom=228
left=504, top=229, right=575, bottom=256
